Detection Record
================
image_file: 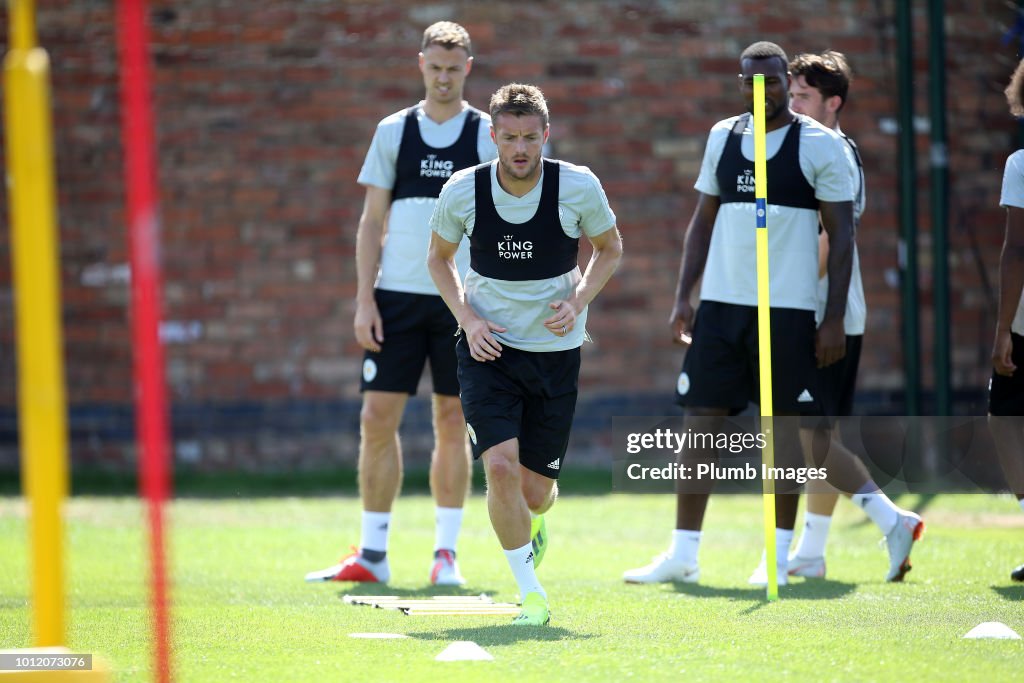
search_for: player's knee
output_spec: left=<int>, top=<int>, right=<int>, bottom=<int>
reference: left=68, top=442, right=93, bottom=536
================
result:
left=360, top=399, right=403, bottom=438
left=483, top=448, right=519, bottom=488
left=432, top=397, right=466, bottom=442
left=801, top=424, right=832, bottom=468
left=522, top=484, right=552, bottom=512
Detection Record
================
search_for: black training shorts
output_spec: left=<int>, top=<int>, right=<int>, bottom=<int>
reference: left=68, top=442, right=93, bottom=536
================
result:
left=360, top=289, right=460, bottom=396
left=989, top=332, right=1024, bottom=416
left=455, top=334, right=580, bottom=479
left=676, top=301, right=822, bottom=415
left=813, top=334, right=862, bottom=417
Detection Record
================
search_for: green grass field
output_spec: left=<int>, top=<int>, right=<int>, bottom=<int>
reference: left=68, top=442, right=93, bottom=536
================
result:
left=1, top=492, right=1022, bottom=682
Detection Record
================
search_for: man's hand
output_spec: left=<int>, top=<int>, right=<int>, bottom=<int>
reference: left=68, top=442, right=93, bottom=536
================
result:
left=463, top=316, right=507, bottom=362
left=543, top=299, right=578, bottom=338
left=993, top=329, right=1017, bottom=377
left=354, top=299, right=383, bottom=352
left=670, top=299, right=695, bottom=346
left=815, top=318, right=846, bottom=368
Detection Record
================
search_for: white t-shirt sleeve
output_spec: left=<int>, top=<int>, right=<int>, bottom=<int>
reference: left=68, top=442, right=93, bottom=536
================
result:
left=1001, top=150, right=1024, bottom=209
left=577, top=169, right=617, bottom=237
left=802, top=127, right=853, bottom=203
left=840, top=141, right=866, bottom=221
left=430, top=170, right=475, bottom=244
left=694, top=120, right=733, bottom=196
left=477, top=114, right=498, bottom=163
left=357, top=114, right=403, bottom=190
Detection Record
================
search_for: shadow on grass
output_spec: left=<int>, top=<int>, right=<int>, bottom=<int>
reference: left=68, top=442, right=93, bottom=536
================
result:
left=903, top=492, right=939, bottom=517
left=670, top=579, right=856, bottom=606
left=337, top=585, right=505, bottom=600
left=992, top=585, right=1024, bottom=601
left=406, top=625, right=593, bottom=645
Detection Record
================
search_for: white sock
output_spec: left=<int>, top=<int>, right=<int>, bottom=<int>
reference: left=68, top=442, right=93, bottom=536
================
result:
left=504, top=542, right=546, bottom=600
left=669, top=529, right=701, bottom=567
left=792, top=512, right=832, bottom=558
left=360, top=511, right=391, bottom=554
left=851, top=489, right=900, bottom=533
left=775, top=528, right=794, bottom=568
left=434, top=506, right=463, bottom=553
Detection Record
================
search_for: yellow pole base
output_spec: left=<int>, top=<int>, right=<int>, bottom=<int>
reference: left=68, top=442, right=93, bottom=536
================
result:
left=0, top=648, right=111, bottom=681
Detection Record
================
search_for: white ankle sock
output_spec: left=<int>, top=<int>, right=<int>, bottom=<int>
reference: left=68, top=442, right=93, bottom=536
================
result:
left=793, top=512, right=832, bottom=558
left=775, top=528, right=794, bottom=568
left=669, top=529, right=701, bottom=566
left=851, top=489, right=900, bottom=533
left=504, top=542, right=546, bottom=600
left=434, top=506, right=463, bottom=553
left=360, top=511, right=391, bottom=554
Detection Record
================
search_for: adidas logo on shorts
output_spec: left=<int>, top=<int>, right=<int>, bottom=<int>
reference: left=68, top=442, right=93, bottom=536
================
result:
left=547, top=459, right=560, bottom=470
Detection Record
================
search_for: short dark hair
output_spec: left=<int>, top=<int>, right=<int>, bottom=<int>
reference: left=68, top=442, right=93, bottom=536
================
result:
left=1007, top=58, right=1024, bottom=117
left=421, top=21, right=472, bottom=56
left=740, top=41, right=789, bottom=71
left=789, top=50, right=852, bottom=111
left=489, top=83, right=549, bottom=128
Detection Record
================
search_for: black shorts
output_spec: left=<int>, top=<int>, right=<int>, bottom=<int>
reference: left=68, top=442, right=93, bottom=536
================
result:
left=989, top=332, right=1024, bottom=415
left=814, top=335, right=862, bottom=417
left=455, top=334, right=580, bottom=479
left=676, top=301, right=822, bottom=415
left=360, top=289, right=460, bottom=396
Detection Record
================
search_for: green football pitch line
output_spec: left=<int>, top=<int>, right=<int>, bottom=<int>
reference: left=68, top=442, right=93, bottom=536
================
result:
left=0, top=494, right=1021, bottom=682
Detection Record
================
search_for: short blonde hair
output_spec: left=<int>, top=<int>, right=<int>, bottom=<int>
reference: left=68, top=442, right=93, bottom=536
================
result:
left=421, top=21, right=472, bottom=56
left=489, top=83, right=549, bottom=128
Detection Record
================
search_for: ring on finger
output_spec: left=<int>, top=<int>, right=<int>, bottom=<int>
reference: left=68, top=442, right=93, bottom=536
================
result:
left=561, top=325, right=567, bottom=334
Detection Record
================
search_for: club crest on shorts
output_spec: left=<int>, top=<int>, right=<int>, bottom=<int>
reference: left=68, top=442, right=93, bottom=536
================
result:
left=676, top=371, right=691, bottom=396
left=466, top=422, right=478, bottom=445
left=362, top=359, right=378, bottom=383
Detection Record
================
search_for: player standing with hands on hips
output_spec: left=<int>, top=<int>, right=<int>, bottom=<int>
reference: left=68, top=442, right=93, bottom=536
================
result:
left=306, top=21, right=495, bottom=588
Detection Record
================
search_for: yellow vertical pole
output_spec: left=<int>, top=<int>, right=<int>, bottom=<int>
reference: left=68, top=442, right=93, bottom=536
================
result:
left=752, top=74, right=778, bottom=601
left=4, top=0, right=70, bottom=646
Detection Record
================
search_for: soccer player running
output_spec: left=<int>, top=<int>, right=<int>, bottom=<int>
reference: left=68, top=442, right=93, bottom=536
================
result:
left=428, top=84, right=622, bottom=625
left=306, top=22, right=496, bottom=587
left=988, top=56, right=1024, bottom=583
left=623, top=41, right=888, bottom=587
left=748, top=51, right=923, bottom=584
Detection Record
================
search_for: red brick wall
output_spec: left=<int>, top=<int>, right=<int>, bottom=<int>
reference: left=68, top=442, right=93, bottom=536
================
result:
left=0, top=1, right=1020, bottom=467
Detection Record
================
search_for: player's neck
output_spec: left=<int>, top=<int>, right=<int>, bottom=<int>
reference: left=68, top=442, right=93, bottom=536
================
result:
left=421, top=98, right=466, bottom=125
left=764, top=109, right=796, bottom=133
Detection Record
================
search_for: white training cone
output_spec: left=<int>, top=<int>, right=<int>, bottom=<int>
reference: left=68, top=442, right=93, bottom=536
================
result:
left=435, top=641, right=494, bottom=661
left=963, top=622, right=1022, bottom=640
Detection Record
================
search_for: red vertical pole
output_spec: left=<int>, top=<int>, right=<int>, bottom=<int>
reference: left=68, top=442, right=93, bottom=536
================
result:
left=114, top=1, right=172, bottom=681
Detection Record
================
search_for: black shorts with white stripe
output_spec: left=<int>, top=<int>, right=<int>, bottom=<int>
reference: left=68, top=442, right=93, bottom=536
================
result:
left=455, top=333, right=580, bottom=479
left=676, top=301, right=822, bottom=415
